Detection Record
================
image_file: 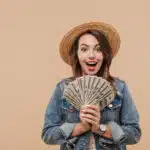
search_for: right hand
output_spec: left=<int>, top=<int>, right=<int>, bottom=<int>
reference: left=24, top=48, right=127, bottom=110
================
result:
left=80, top=106, right=91, bottom=131
left=71, top=106, right=91, bottom=136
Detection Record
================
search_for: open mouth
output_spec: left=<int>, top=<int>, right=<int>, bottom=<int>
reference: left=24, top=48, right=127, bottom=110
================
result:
left=86, top=62, right=97, bottom=67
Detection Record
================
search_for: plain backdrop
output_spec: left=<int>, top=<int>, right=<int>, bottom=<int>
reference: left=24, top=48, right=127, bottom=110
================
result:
left=0, top=0, right=149, bottom=150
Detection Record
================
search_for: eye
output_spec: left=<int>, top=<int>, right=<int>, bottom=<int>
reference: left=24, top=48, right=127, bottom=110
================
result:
left=95, top=46, right=102, bottom=52
left=80, top=47, right=88, bottom=52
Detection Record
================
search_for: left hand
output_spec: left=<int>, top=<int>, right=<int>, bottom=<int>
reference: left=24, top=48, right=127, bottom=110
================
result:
left=81, top=104, right=101, bottom=133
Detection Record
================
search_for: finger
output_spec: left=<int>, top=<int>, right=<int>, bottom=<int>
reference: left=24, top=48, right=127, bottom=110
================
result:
left=86, top=105, right=100, bottom=112
left=81, top=113, right=99, bottom=123
left=82, top=117, right=97, bottom=125
left=81, top=108, right=99, bottom=117
left=80, top=107, right=101, bottom=120
left=80, top=116, right=91, bottom=126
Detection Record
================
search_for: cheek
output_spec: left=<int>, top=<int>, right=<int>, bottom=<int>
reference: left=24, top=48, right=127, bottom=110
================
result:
left=97, top=53, right=104, bottom=62
left=77, top=51, right=86, bottom=62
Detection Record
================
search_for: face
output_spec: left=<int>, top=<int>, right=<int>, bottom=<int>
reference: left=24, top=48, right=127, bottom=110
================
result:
left=77, top=34, right=104, bottom=76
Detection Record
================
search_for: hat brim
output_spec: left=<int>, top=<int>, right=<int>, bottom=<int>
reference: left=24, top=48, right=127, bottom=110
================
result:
left=59, top=21, right=121, bottom=66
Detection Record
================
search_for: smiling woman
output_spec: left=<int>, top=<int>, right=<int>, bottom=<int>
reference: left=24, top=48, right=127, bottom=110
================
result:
left=71, top=29, right=112, bottom=80
left=41, top=22, right=141, bottom=150
left=77, top=33, right=104, bottom=76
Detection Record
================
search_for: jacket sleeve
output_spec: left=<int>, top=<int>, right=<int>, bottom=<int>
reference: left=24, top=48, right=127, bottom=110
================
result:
left=41, top=83, right=77, bottom=145
left=115, top=81, right=141, bottom=144
left=99, top=81, right=141, bottom=146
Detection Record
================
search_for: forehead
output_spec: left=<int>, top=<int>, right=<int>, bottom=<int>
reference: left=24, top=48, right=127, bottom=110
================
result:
left=78, top=33, right=99, bottom=46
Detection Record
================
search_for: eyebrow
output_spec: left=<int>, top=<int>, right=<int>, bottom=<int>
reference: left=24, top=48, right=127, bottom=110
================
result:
left=80, top=43, right=100, bottom=47
left=80, top=44, right=89, bottom=47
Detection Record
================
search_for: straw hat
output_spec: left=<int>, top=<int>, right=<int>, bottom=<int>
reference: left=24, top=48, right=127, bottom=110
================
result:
left=59, top=21, right=121, bottom=66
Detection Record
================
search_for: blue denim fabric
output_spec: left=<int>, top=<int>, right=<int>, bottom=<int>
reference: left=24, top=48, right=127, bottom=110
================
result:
left=41, top=77, right=141, bottom=150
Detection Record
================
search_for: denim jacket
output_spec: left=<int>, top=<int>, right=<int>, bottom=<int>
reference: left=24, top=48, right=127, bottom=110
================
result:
left=41, top=77, right=141, bottom=150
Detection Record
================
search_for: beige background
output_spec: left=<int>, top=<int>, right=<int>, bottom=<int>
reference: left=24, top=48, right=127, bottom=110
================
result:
left=0, top=0, right=149, bottom=150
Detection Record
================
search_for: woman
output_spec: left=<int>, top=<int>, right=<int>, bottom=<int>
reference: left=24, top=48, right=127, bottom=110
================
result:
left=41, top=22, right=141, bottom=150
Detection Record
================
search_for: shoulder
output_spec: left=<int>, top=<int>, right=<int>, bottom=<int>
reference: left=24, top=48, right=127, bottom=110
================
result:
left=56, top=77, right=74, bottom=91
left=49, top=77, right=74, bottom=100
left=113, top=77, right=126, bottom=93
left=113, top=77, right=125, bottom=84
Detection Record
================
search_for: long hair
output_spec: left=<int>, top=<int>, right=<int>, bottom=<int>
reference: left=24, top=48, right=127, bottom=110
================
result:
left=69, top=29, right=115, bottom=85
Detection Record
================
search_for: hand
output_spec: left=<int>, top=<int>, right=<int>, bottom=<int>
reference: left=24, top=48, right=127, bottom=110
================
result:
left=81, top=105, right=101, bottom=133
left=80, top=106, right=91, bottom=132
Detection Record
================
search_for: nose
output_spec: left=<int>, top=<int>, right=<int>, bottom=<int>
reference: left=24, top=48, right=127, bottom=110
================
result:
left=88, top=50, right=95, bottom=59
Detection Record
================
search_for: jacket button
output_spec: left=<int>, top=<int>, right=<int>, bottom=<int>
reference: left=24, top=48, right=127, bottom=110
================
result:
left=108, top=104, right=113, bottom=108
left=117, top=90, right=122, bottom=98
left=117, top=90, right=121, bottom=96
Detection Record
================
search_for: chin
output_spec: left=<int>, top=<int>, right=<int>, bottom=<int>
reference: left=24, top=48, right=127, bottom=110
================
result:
left=88, top=73, right=98, bottom=76
left=84, top=70, right=99, bottom=76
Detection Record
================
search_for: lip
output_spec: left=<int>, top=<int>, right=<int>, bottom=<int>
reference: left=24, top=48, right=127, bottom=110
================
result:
left=86, top=61, right=97, bottom=64
left=86, top=61, right=97, bottom=66
left=86, top=60, right=97, bottom=63
left=87, top=66, right=96, bottom=72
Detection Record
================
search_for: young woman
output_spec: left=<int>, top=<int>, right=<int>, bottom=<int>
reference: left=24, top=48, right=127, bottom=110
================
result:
left=41, top=22, right=141, bottom=150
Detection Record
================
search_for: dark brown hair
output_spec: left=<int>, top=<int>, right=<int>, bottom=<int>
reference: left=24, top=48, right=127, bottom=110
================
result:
left=69, top=29, right=115, bottom=85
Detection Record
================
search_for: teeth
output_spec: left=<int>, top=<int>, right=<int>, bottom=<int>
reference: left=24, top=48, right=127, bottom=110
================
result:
left=87, top=62, right=97, bottom=65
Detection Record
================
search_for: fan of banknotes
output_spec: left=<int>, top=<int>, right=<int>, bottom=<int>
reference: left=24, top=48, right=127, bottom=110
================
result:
left=63, top=75, right=115, bottom=110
